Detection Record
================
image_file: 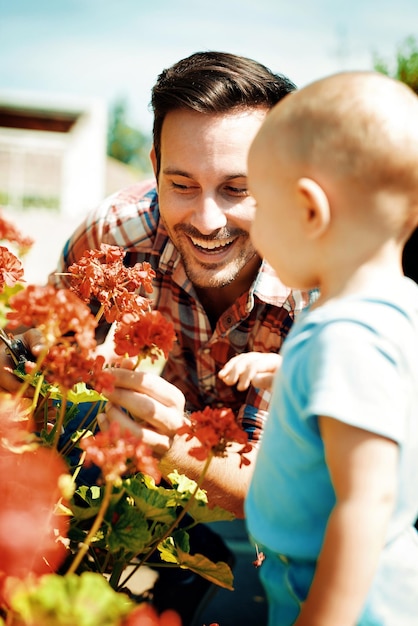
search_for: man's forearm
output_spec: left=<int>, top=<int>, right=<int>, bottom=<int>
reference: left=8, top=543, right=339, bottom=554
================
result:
left=159, top=434, right=258, bottom=518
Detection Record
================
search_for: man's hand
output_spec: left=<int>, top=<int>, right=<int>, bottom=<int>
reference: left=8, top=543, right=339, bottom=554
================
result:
left=0, top=328, right=44, bottom=394
left=98, top=361, right=186, bottom=456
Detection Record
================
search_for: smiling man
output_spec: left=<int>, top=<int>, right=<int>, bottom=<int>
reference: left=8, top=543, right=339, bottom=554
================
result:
left=0, top=51, right=310, bottom=625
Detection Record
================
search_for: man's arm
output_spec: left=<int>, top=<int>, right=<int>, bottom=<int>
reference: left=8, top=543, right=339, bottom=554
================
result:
left=101, top=365, right=257, bottom=518
left=295, top=417, right=398, bottom=626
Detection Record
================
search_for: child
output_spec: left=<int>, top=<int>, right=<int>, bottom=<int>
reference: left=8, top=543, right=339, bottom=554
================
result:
left=244, top=71, right=418, bottom=626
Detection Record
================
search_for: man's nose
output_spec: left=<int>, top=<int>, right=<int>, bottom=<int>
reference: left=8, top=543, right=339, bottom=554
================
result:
left=190, top=194, right=227, bottom=234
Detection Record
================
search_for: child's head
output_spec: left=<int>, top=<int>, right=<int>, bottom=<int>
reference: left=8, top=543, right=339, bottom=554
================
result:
left=248, top=71, right=418, bottom=291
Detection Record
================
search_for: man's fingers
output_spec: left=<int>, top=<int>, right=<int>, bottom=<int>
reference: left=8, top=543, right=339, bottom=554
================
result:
left=107, top=368, right=185, bottom=409
left=100, top=403, right=171, bottom=456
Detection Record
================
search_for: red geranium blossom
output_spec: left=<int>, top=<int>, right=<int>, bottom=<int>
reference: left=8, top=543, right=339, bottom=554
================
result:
left=0, top=211, right=34, bottom=252
left=0, top=392, right=33, bottom=450
left=80, top=421, right=161, bottom=484
left=178, top=406, right=252, bottom=467
left=7, top=286, right=97, bottom=352
left=27, top=344, right=115, bottom=394
left=0, top=246, right=24, bottom=289
left=0, top=447, right=70, bottom=590
left=67, top=244, right=156, bottom=323
left=113, top=310, right=176, bottom=362
left=122, top=604, right=182, bottom=626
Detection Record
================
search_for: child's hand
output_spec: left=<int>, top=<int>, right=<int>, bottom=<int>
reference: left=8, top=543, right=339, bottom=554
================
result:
left=218, top=352, right=282, bottom=391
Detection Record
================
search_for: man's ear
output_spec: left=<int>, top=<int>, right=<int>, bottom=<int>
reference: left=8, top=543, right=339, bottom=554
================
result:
left=297, top=177, right=330, bottom=239
left=150, top=146, right=158, bottom=181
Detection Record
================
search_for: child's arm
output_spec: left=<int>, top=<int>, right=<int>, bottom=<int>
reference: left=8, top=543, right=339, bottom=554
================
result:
left=295, top=417, right=398, bottom=626
left=218, top=352, right=282, bottom=391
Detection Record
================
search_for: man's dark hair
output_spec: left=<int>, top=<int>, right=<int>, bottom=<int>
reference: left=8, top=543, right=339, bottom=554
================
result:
left=151, top=50, right=296, bottom=176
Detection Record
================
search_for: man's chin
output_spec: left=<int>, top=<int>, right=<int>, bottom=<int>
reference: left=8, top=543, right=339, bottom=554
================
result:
left=183, top=264, right=237, bottom=290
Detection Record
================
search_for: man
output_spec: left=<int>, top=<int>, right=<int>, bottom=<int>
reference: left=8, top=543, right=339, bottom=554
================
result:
left=0, top=51, right=309, bottom=623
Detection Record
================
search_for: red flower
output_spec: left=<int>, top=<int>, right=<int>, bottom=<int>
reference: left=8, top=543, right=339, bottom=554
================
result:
left=0, top=245, right=24, bottom=289
left=0, top=392, right=33, bottom=450
left=0, top=211, right=34, bottom=251
left=7, top=286, right=97, bottom=352
left=114, top=310, right=176, bottom=361
left=80, top=421, right=161, bottom=484
left=67, top=244, right=156, bottom=323
left=122, top=604, right=182, bottom=626
left=32, top=344, right=115, bottom=394
left=0, top=447, right=70, bottom=588
left=178, top=406, right=252, bottom=467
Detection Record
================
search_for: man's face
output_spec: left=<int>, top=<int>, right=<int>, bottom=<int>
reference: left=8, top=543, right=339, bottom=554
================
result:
left=153, top=108, right=267, bottom=290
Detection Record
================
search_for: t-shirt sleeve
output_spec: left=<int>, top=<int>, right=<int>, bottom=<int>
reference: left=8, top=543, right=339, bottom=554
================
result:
left=302, top=319, right=407, bottom=443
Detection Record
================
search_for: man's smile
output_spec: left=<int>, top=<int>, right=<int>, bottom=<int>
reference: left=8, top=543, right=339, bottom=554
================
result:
left=188, top=235, right=236, bottom=252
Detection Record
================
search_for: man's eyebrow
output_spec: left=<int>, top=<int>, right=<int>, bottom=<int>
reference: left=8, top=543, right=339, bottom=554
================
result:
left=162, top=168, right=191, bottom=177
left=162, top=168, right=248, bottom=180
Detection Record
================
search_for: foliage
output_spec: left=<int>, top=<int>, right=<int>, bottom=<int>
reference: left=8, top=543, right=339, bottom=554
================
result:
left=107, top=100, right=152, bottom=174
left=374, top=35, right=418, bottom=94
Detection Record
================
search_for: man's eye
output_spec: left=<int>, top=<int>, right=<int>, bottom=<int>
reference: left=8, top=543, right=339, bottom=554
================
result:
left=224, top=186, right=249, bottom=196
left=171, top=181, right=197, bottom=192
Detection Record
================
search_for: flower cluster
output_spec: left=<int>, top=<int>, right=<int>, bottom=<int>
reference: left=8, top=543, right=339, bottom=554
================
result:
left=80, top=421, right=161, bottom=484
left=0, top=209, right=34, bottom=253
left=0, top=246, right=25, bottom=289
left=6, top=284, right=113, bottom=394
left=178, top=406, right=252, bottom=467
left=0, top=394, right=71, bottom=606
left=67, top=243, right=155, bottom=322
left=65, top=243, right=176, bottom=367
left=114, top=310, right=176, bottom=362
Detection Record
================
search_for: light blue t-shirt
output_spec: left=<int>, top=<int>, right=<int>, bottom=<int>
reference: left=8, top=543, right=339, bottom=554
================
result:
left=245, top=278, right=418, bottom=625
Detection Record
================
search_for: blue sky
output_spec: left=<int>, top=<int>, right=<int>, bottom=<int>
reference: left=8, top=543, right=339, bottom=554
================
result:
left=1, top=0, right=417, bottom=133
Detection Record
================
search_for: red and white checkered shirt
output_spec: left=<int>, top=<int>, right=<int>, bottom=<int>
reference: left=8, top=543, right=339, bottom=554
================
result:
left=51, top=180, right=311, bottom=443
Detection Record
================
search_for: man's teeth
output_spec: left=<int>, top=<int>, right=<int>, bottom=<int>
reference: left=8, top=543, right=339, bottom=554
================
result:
left=190, top=236, right=234, bottom=250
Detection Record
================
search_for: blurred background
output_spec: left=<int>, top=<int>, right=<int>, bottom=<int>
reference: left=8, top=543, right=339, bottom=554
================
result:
left=1, top=0, right=417, bottom=283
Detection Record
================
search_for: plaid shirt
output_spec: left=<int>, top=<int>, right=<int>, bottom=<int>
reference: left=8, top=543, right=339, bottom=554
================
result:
left=52, top=180, right=310, bottom=442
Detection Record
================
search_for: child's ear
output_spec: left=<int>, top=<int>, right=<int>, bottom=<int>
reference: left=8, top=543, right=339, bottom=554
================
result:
left=296, top=177, right=330, bottom=239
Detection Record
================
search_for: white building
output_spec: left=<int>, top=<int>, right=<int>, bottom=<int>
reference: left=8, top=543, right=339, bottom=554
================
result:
left=0, top=91, right=150, bottom=284
left=0, top=90, right=107, bottom=217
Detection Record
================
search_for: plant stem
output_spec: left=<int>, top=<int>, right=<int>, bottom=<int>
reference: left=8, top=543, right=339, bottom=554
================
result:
left=95, top=304, right=105, bottom=324
left=108, top=559, right=126, bottom=589
left=117, top=452, right=213, bottom=591
left=52, top=390, right=68, bottom=449
left=67, top=479, right=112, bottom=575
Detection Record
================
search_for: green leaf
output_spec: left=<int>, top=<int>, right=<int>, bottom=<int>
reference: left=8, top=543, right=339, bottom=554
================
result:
left=168, top=470, right=209, bottom=503
left=67, top=382, right=107, bottom=404
left=158, top=539, right=234, bottom=591
left=167, top=469, right=235, bottom=524
left=178, top=547, right=234, bottom=590
left=186, top=500, right=236, bottom=524
left=124, top=476, right=179, bottom=523
left=107, top=506, right=152, bottom=555
left=70, top=485, right=104, bottom=521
